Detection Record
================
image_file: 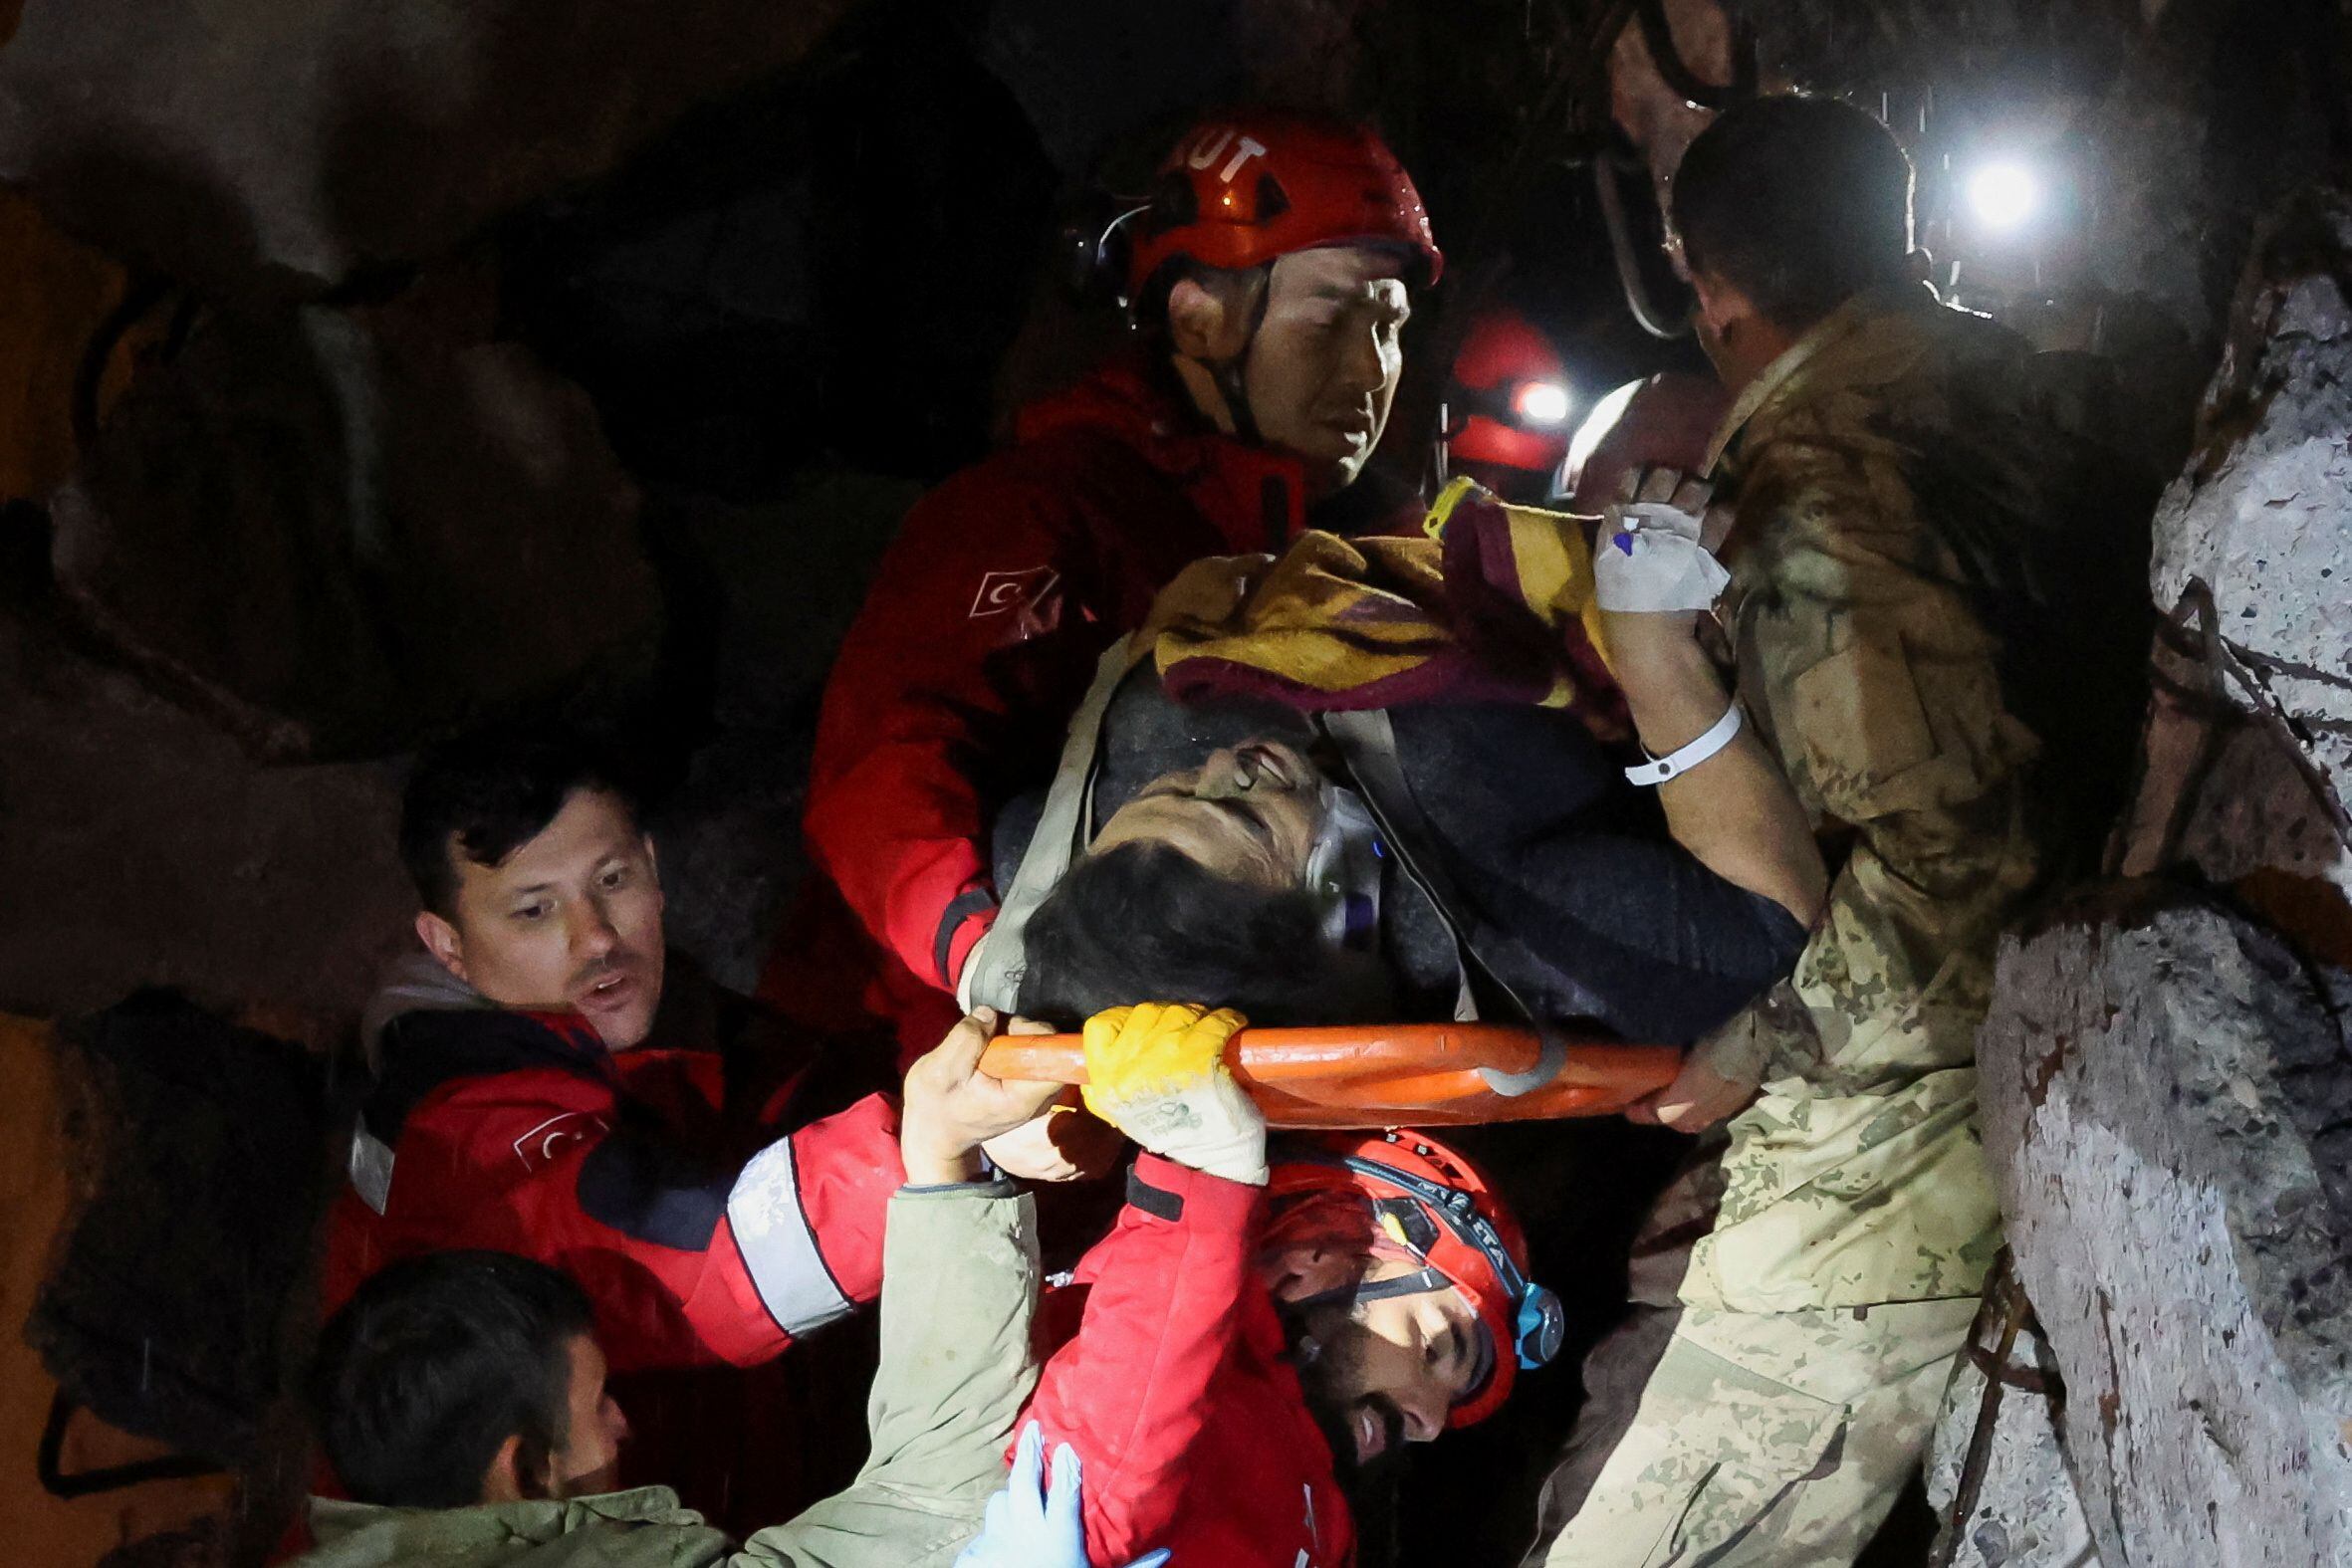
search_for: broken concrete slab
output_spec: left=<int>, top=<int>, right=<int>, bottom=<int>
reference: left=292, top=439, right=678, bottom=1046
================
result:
left=1978, top=896, right=2352, bottom=1566
left=1955, top=181, right=2352, bottom=1568
left=0, top=0, right=866, bottom=295
left=1925, top=1319, right=2100, bottom=1568
left=2128, top=186, right=2352, bottom=904
left=0, top=607, right=411, bottom=1022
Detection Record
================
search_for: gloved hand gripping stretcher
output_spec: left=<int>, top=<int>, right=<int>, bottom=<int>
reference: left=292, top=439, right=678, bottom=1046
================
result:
left=979, top=1022, right=1677, bottom=1128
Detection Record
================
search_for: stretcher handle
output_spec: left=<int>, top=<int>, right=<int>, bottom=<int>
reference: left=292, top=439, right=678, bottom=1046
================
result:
left=980, top=1023, right=1680, bottom=1127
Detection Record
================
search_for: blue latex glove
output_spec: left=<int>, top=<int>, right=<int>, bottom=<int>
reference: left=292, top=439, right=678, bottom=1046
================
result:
left=954, top=1420, right=1171, bottom=1568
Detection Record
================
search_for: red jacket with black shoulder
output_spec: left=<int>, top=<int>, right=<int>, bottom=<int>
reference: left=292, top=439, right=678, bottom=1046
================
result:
left=321, top=959, right=904, bottom=1373
left=784, top=355, right=1416, bottom=1052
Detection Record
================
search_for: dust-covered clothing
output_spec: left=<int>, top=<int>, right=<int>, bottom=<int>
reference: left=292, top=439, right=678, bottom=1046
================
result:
left=295, top=1182, right=1040, bottom=1568
left=1688, top=284, right=2150, bottom=1314
left=1532, top=1299, right=1976, bottom=1567
left=1531, top=285, right=2153, bottom=1566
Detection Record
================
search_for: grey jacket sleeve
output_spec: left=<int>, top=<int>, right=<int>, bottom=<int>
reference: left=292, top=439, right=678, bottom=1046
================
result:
left=731, top=1181, right=1042, bottom=1568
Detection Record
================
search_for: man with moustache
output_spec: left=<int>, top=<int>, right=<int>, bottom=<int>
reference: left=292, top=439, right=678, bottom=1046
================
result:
left=1018, top=1003, right=1559, bottom=1568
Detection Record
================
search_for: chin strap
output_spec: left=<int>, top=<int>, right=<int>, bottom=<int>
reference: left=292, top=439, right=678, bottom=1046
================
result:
left=1196, top=263, right=1275, bottom=444
left=1211, top=357, right=1262, bottom=444
left=1291, top=1265, right=1499, bottom=1403
left=1295, top=1264, right=1451, bottom=1313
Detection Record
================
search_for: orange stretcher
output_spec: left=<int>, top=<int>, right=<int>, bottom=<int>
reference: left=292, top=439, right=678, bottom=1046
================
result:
left=979, top=1023, right=1679, bottom=1129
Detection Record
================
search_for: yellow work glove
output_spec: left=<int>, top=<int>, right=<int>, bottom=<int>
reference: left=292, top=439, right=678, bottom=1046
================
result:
left=1080, top=1004, right=1266, bottom=1187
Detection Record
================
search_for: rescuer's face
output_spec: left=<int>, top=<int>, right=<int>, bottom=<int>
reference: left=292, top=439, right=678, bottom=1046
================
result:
left=1684, top=266, right=1785, bottom=395
left=1245, top=246, right=1412, bottom=491
left=541, top=1332, right=628, bottom=1499
left=1088, top=739, right=1324, bottom=888
left=416, top=787, right=667, bottom=1050
left=1291, top=1263, right=1485, bottom=1467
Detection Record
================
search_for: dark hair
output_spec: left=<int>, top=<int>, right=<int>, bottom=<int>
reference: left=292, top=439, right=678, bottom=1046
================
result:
left=399, top=725, right=638, bottom=916
left=1670, top=95, right=1915, bottom=333
left=307, top=1250, right=593, bottom=1509
left=1015, top=841, right=1384, bottom=1026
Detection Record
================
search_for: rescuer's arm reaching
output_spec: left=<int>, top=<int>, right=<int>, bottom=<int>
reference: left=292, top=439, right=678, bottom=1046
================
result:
left=1593, top=470, right=1827, bottom=933
left=1018, top=1004, right=1267, bottom=1565
left=1591, top=469, right=1827, bottom=1130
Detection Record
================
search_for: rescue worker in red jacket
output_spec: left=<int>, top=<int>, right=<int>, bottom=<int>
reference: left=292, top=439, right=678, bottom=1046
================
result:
left=1021, top=1004, right=1558, bottom=1568
left=1440, top=305, right=1579, bottom=504
left=784, top=111, right=1443, bottom=1066
left=323, top=725, right=924, bottom=1376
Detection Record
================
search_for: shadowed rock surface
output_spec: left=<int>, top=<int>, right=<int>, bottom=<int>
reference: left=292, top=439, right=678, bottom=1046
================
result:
left=1954, top=182, right=2352, bottom=1566
left=1980, top=901, right=2352, bottom=1565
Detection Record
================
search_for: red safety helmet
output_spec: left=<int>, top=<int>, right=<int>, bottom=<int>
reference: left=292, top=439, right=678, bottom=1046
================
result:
left=1125, top=112, right=1443, bottom=304
left=1267, top=1129, right=1560, bottom=1430
left=1446, top=308, right=1576, bottom=478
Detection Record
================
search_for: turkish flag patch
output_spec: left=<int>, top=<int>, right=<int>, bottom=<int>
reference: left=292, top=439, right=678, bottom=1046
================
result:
left=969, top=565, right=1061, bottom=618
left=511, top=1112, right=612, bottom=1173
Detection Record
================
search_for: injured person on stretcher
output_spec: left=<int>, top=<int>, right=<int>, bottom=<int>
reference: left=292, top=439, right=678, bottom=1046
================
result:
left=964, top=476, right=1827, bottom=1130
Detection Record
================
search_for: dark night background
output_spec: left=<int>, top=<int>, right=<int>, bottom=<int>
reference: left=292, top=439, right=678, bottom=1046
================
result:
left=0, top=1, right=2345, bottom=1563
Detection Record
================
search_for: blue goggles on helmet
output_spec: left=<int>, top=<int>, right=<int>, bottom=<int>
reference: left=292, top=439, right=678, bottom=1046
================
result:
left=1323, top=1154, right=1564, bottom=1375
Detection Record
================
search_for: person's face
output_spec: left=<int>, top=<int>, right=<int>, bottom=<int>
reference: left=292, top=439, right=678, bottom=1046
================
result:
left=543, top=1333, right=628, bottom=1499
left=416, top=787, right=666, bottom=1050
left=1088, top=740, right=1326, bottom=887
left=1289, top=1261, right=1485, bottom=1469
left=1244, top=247, right=1412, bottom=491
left=1684, top=267, right=1788, bottom=395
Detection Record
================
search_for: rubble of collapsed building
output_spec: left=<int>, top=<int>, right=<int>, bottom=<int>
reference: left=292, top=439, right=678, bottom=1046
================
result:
left=1940, top=188, right=2352, bottom=1568
left=0, top=0, right=2348, bottom=1564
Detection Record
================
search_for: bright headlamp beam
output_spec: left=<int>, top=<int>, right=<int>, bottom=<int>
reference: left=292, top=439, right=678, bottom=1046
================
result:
left=1514, top=380, right=1573, bottom=427
left=1966, top=160, right=2040, bottom=233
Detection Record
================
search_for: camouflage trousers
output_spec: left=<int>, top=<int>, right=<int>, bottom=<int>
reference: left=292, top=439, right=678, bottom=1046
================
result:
left=1529, top=1296, right=1977, bottom=1567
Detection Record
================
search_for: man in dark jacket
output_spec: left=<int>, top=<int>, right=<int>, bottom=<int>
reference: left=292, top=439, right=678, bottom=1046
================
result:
left=995, top=504, right=1826, bottom=1083
left=780, top=110, right=1442, bottom=1067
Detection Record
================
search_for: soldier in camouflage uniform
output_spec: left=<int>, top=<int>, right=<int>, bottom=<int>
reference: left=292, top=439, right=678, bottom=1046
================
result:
left=1530, top=97, right=2151, bottom=1565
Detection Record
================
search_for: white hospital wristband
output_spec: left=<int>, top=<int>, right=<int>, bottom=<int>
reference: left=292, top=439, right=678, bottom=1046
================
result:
left=1624, top=701, right=1744, bottom=786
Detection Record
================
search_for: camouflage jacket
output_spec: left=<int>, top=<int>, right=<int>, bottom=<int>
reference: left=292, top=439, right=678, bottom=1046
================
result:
left=1680, top=286, right=2152, bottom=1312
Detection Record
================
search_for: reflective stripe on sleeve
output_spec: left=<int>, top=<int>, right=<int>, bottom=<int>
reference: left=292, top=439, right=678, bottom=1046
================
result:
left=725, top=1136, right=854, bottom=1335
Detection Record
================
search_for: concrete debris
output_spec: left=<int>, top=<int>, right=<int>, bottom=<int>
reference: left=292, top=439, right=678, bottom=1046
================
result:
left=1960, top=184, right=2352, bottom=1567
left=0, top=607, right=410, bottom=1021
left=51, top=298, right=663, bottom=763
left=0, top=0, right=866, bottom=296
left=1979, top=899, right=2352, bottom=1566
left=2132, top=186, right=2352, bottom=900
left=1925, top=1323, right=2099, bottom=1568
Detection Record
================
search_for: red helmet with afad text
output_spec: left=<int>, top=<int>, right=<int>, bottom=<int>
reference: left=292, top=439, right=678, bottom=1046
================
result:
left=1267, top=1129, right=1560, bottom=1430
left=1447, top=307, right=1577, bottom=477
left=1125, top=112, right=1443, bottom=302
